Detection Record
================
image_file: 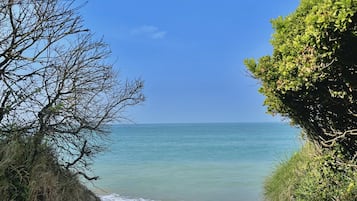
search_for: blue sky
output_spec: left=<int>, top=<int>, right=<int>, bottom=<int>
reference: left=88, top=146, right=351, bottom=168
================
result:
left=80, top=0, right=299, bottom=123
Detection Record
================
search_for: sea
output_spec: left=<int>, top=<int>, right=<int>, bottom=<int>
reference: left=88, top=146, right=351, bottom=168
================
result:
left=87, top=123, right=301, bottom=201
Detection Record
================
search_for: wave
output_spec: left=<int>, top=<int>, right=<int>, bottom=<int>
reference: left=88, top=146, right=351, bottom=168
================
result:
left=99, top=194, right=157, bottom=201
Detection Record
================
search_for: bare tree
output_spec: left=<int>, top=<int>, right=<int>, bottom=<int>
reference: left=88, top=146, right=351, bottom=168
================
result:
left=0, top=0, right=144, bottom=179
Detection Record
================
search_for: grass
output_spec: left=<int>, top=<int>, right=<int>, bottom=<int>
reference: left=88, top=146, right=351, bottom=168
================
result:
left=264, top=142, right=315, bottom=201
left=0, top=137, right=99, bottom=201
left=265, top=142, right=357, bottom=201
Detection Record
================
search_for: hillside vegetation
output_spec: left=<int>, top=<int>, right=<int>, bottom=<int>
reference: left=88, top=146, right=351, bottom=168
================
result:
left=0, top=137, right=99, bottom=201
left=265, top=142, right=357, bottom=200
left=245, top=0, right=357, bottom=200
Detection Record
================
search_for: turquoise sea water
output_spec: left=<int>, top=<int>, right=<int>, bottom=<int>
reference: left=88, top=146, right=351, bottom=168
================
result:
left=90, top=123, right=301, bottom=201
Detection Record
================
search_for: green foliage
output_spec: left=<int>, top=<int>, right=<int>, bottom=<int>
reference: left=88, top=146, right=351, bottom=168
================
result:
left=265, top=142, right=357, bottom=201
left=245, top=0, right=357, bottom=155
left=247, top=1, right=357, bottom=199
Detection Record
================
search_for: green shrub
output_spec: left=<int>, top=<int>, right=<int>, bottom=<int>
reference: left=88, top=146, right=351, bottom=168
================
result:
left=245, top=0, right=357, bottom=156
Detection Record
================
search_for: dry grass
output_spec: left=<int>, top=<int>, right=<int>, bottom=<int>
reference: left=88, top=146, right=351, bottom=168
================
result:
left=0, top=137, right=99, bottom=201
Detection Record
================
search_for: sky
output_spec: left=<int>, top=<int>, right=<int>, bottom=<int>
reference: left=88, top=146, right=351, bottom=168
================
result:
left=80, top=0, right=300, bottom=124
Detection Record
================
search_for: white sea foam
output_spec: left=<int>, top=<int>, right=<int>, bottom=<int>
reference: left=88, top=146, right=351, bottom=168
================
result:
left=99, top=194, right=157, bottom=201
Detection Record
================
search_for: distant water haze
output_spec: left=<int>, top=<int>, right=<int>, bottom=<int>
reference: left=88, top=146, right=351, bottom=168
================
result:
left=90, top=123, right=301, bottom=201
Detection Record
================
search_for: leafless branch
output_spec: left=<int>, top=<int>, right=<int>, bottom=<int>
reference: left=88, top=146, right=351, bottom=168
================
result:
left=0, top=0, right=144, bottom=179
left=320, top=129, right=357, bottom=148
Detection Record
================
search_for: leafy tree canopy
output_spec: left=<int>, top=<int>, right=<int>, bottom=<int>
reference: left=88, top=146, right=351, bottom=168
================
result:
left=245, top=0, right=357, bottom=156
